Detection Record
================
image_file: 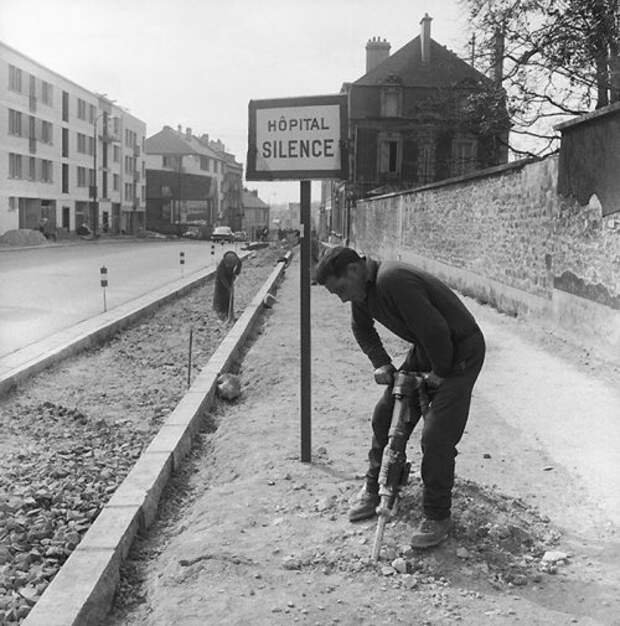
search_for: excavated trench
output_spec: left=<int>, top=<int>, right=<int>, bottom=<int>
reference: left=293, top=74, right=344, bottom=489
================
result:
left=0, top=245, right=286, bottom=623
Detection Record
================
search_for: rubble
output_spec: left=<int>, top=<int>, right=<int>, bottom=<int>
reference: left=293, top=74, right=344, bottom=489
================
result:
left=0, top=247, right=285, bottom=622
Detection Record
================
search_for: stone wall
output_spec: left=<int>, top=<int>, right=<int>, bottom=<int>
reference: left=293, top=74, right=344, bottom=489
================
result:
left=350, top=156, right=620, bottom=358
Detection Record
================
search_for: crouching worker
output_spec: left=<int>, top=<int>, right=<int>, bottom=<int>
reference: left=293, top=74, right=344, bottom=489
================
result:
left=213, top=251, right=242, bottom=322
left=315, top=247, right=485, bottom=548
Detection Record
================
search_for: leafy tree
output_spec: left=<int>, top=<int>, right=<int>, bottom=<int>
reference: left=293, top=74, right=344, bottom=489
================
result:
left=462, top=0, right=620, bottom=157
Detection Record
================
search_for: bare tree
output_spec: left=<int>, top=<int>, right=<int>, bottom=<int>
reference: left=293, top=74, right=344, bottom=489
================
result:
left=462, top=0, right=620, bottom=157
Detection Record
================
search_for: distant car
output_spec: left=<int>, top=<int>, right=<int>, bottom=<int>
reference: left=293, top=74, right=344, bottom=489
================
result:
left=211, top=226, right=234, bottom=243
left=182, top=225, right=201, bottom=239
left=233, top=230, right=248, bottom=242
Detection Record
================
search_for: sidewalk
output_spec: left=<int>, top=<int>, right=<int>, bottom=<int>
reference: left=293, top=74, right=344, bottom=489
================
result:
left=107, top=254, right=620, bottom=626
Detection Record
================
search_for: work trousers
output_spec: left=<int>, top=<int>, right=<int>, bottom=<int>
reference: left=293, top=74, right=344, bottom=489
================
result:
left=365, top=329, right=485, bottom=521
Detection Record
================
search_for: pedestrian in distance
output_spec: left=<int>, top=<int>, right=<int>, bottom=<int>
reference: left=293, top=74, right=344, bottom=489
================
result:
left=213, top=250, right=242, bottom=322
left=315, top=246, right=485, bottom=548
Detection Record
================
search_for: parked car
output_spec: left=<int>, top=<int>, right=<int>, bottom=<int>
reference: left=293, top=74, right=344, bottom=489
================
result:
left=211, top=226, right=235, bottom=243
left=182, top=225, right=201, bottom=239
left=233, top=230, right=248, bottom=242
left=181, top=223, right=212, bottom=240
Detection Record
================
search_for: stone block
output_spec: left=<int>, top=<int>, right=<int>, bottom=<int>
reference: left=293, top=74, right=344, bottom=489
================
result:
left=76, top=505, right=142, bottom=561
left=22, top=548, right=120, bottom=626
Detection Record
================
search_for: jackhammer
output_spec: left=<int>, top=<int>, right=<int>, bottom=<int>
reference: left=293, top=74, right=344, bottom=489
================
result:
left=371, top=370, right=430, bottom=561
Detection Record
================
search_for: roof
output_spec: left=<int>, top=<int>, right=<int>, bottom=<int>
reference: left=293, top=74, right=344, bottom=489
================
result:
left=145, top=127, right=199, bottom=155
left=354, top=37, right=490, bottom=88
left=242, top=191, right=269, bottom=209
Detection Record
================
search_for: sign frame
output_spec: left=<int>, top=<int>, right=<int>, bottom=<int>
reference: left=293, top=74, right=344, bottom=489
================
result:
left=246, top=94, right=348, bottom=181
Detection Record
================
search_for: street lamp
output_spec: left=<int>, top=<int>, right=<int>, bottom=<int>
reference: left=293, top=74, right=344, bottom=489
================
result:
left=90, top=112, right=106, bottom=237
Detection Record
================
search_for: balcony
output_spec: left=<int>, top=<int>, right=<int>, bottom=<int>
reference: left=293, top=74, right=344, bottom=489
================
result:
left=102, top=129, right=121, bottom=143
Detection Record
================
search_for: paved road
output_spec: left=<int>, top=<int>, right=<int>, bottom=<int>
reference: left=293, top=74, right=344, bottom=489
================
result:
left=0, top=239, right=236, bottom=357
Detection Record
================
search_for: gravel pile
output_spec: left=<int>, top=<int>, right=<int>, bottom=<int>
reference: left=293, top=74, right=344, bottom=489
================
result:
left=0, top=230, right=47, bottom=247
left=0, top=245, right=286, bottom=623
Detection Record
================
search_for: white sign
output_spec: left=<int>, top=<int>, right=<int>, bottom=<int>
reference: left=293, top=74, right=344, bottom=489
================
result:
left=247, top=95, right=347, bottom=181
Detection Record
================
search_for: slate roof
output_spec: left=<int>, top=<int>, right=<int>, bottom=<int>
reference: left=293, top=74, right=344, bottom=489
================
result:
left=242, top=191, right=269, bottom=209
left=354, top=36, right=490, bottom=88
left=144, top=126, right=199, bottom=155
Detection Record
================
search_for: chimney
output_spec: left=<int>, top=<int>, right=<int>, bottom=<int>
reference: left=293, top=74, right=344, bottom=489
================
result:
left=177, top=124, right=182, bottom=134
left=420, top=13, right=432, bottom=64
left=365, top=36, right=391, bottom=73
left=186, top=127, right=192, bottom=139
left=201, top=133, right=210, bottom=144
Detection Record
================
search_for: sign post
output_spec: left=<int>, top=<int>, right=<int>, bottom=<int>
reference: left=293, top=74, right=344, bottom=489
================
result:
left=247, top=95, right=347, bottom=463
left=100, top=265, right=108, bottom=312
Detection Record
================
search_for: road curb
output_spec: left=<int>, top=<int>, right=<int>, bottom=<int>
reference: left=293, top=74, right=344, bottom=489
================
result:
left=22, top=251, right=293, bottom=626
left=0, top=251, right=249, bottom=397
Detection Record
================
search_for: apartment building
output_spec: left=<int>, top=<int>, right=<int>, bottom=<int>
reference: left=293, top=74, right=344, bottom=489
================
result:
left=145, top=126, right=243, bottom=231
left=0, top=41, right=146, bottom=236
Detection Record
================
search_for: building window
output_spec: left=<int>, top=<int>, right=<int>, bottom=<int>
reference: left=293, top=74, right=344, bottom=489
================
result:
left=88, top=136, right=94, bottom=156
left=77, top=133, right=86, bottom=153
left=89, top=168, right=95, bottom=186
left=381, top=88, right=402, bottom=117
left=62, top=128, right=69, bottom=157
left=113, top=117, right=120, bottom=135
left=41, top=120, right=53, bottom=144
left=9, top=153, right=23, bottom=178
left=62, top=91, right=69, bottom=121
left=200, top=156, right=209, bottom=170
left=378, top=136, right=401, bottom=176
left=77, top=98, right=87, bottom=120
left=8, top=110, right=23, bottom=136
left=113, top=173, right=119, bottom=191
left=162, top=155, right=177, bottom=169
left=419, top=144, right=433, bottom=183
left=113, top=145, right=120, bottom=162
left=41, top=81, right=53, bottom=106
left=124, top=155, right=134, bottom=174
left=9, top=65, right=23, bottom=92
left=62, top=163, right=69, bottom=192
left=125, top=128, right=136, bottom=148
left=41, top=160, right=53, bottom=182
left=89, top=104, right=96, bottom=124
left=452, top=139, right=477, bottom=177
left=77, top=166, right=87, bottom=187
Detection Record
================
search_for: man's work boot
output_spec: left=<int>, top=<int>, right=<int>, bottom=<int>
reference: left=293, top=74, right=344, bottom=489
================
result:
left=410, top=516, right=452, bottom=548
left=348, top=484, right=380, bottom=522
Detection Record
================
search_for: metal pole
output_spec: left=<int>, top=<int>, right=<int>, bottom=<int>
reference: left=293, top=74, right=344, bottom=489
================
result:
left=187, top=327, right=193, bottom=387
left=92, top=119, right=97, bottom=236
left=300, top=179, right=311, bottom=463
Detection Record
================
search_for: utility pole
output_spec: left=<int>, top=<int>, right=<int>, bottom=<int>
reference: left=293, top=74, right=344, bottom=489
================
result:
left=469, top=33, right=476, bottom=68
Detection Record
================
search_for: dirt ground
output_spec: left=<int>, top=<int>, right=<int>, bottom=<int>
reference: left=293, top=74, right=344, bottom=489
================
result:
left=101, top=254, right=620, bottom=626
left=0, top=246, right=286, bottom=624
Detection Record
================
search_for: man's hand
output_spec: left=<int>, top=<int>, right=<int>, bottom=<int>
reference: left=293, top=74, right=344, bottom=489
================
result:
left=423, top=371, right=444, bottom=388
left=374, top=363, right=396, bottom=385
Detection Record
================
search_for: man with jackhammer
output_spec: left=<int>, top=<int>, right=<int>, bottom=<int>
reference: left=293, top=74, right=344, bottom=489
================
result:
left=315, top=247, right=485, bottom=548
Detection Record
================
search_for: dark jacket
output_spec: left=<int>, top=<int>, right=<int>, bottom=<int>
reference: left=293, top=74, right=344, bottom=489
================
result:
left=351, top=259, right=480, bottom=377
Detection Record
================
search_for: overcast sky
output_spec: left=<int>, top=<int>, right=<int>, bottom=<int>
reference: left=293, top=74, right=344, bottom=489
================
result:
left=1, top=0, right=472, bottom=204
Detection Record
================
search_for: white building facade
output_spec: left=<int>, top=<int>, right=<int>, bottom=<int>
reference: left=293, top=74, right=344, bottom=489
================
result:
left=0, top=42, right=146, bottom=236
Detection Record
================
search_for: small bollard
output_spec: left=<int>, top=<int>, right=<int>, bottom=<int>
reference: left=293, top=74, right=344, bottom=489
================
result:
left=100, top=265, right=108, bottom=312
left=179, top=250, right=185, bottom=276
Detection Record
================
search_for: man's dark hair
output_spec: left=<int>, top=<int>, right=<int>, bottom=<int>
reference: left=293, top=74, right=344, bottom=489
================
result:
left=315, top=246, right=362, bottom=285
